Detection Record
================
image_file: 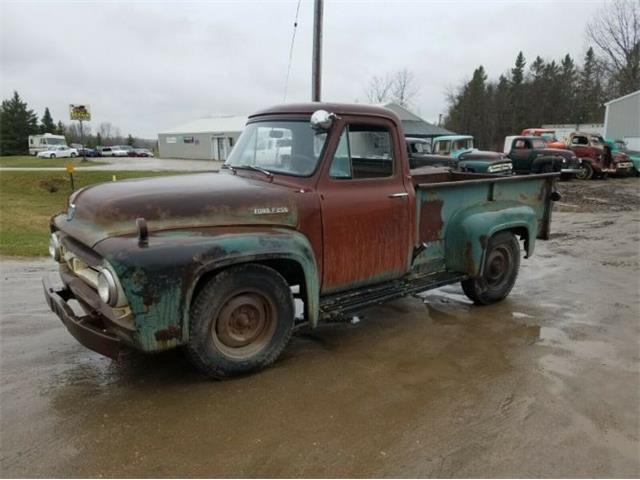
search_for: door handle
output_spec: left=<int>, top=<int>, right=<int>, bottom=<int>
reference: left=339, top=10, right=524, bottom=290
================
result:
left=388, top=192, right=409, bottom=198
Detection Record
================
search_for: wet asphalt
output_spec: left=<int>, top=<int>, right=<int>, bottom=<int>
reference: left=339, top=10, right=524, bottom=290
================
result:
left=0, top=196, right=639, bottom=477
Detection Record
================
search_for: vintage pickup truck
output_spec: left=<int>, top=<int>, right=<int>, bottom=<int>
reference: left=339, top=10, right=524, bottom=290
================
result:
left=44, top=103, right=559, bottom=378
left=503, top=135, right=582, bottom=179
left=405, top=137, right=512, bottom=174
left=428, top=135, right=513, bottom=174
left=565, top=132, right=633, bottom=179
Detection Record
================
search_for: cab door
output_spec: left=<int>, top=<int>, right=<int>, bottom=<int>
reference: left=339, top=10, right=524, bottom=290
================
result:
left=317, top=118, right=412, bottom=293
left=509, top=138, right=534, bottom=173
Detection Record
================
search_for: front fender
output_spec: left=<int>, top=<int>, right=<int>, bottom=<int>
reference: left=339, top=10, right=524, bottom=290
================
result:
left=94, top=227, right=319, bottom=352
left=444, top=202, right=537, bottom=276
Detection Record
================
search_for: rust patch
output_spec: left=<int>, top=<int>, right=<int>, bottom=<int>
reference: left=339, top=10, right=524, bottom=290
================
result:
left=419, top=199, right=444, bottom=243
left=154, top=325, right=181, bottom=341
left=463, top=241, right=475, bottom=275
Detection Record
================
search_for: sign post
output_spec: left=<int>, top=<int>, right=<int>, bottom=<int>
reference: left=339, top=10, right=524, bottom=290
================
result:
left=69, top=104, right=91, bottom=162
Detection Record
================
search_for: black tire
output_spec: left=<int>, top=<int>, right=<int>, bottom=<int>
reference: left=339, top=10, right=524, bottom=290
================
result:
left=576, top=161, right=593, bottom=180
left=70, top=152, right=76, bottom=158
left=185, top=264, right=294, bottom=379
left=50, top=154, right=56, bottom=159
left=461, top=231, right=520, bottom=305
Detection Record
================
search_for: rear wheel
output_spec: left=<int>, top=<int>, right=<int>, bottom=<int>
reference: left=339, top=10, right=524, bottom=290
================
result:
left=575, top=161, right=593, bottom=180
left=70, top=152, right=76, bottom=158
left=461, top=231, right=520, bottom=305
left=49, top=154, right=56, bottom=159
left=185, top=264, right=294, bottom=379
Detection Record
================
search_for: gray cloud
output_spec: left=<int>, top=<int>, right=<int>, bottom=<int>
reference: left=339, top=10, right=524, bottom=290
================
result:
left=1, top=0, right=601, bottom=138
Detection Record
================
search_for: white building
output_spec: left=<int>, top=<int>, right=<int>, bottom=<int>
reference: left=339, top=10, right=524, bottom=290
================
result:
left=158, top=115, right=247, bottom=160
left=604, top=90, right=640, bottom=150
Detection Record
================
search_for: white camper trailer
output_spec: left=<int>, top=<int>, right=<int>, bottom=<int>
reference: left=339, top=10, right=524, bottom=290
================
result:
left=28, top=133, right=67, bottom=155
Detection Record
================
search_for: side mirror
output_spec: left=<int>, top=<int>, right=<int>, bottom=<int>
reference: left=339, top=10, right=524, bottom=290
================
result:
left=310, top=110, right=336, bottom=130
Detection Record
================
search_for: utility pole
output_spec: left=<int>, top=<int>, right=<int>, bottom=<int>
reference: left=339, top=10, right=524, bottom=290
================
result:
left=311, top=0, right=323, bottom=102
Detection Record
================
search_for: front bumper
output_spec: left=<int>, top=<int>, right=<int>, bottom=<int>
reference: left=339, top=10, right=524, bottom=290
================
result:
left=43, top=277, right=121, bottom=359
left=560, top=168, right=582, bottom=174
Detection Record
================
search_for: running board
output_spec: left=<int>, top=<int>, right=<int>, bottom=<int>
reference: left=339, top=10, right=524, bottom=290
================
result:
left=319, top=271, right=466, bottom=320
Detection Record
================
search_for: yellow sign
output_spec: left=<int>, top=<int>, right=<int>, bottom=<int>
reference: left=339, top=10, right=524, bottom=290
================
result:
left=69, top=104, right=91, bottom=121
left=66, top=162, right=75, bottom=173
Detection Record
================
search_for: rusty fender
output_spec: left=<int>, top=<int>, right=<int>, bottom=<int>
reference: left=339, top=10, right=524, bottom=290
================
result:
left=443, top=201, right=538, bottom=277
left=93, top=227, right=319, bottom=353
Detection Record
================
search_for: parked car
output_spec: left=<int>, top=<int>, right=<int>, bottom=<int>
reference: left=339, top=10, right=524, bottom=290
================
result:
left=503, top=136, right=582, bottom=179
left=76, top=147, right=101, bottom=158
left=44, top=102, right=560, bottom=378
left=131, top=148, right=154, bottom=157
left=98, top=146, right=128, bottom=157
left=520, top=128, right=566, bottom=149
left=429, top=135, right=513, bottom=174
left=116, top=145, right=134, bottom=155
left=607, top=139, right=640, bottom=176
left=36, top=145, right=78, bottom=159
left=566, top=132, right=633, bottom=179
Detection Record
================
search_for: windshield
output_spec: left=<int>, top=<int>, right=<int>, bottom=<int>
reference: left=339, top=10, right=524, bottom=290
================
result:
left=225, top=121, right=328, bottom=176
left=452, top=138, right=473, bottom=151
left=614, top=141, right=627, bottom=151
left=540, top=132, right=557, bottom=141
left=532, top=138, right=546, bottom=149
left=45, top=138, right=65, bottom=146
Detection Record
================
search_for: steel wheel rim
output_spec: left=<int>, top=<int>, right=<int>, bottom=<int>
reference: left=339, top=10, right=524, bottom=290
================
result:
left=485, top=246, right=512, bottom=289
left=576, top=164, right=590, bottom=180
left=212, top=289, right=277, bottom=359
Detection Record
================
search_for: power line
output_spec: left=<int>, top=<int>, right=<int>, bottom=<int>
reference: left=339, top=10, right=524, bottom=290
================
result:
left=283, top=0, right=303, bottom=102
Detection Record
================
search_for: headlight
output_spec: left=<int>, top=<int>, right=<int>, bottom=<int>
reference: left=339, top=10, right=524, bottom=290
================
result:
left=49, top=233, right=62, bottom=261
left=97, top=268, right=118, bottom=306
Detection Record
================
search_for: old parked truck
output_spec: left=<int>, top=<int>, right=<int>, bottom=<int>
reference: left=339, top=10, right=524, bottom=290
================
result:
left=520, top=128, right=566, bottom=150
left=566, top=132, right=633, bottom=179
left=503, top=135, right=582, bottom=179
left=44, top=103, right=560, bottom=379
left=430, top=135, right=513, bottom=174
left=405, top=137, right=512, bottom=174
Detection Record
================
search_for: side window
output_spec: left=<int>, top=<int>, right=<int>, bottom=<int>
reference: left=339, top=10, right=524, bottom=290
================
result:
left=329, top=124, right=394, bottom=180
left=524, top=140, right=532, bottom=149
left=329, top=129, right=351, bottom=179
left=514, top=139, right=525, bottom=149
left=434, top=140, right=450, bottom=154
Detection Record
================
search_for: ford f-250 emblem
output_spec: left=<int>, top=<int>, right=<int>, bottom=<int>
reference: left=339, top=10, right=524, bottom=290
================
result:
left=253, top=207, right=289, bottom=215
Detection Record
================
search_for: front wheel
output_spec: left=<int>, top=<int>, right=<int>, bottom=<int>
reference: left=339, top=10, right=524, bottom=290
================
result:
left=461, top=231, right=520, bottom=305
left=575, top=161, right=593, bottom=180
left=49, top=154, right=56, bottom=159
left=70, top=152, right=76, bottom=158
left=185, top=264, right=294, bottom=379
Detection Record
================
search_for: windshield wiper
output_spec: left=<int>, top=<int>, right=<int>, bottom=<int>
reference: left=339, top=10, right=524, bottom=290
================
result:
left=236, top=164, right=274, bottom=178
left=221, top=163, right=236, bottom=174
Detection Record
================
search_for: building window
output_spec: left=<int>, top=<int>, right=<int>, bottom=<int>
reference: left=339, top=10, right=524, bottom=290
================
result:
left=183, top=136, right=195, bottom=144
left=166, top=137, right=177, bottom=144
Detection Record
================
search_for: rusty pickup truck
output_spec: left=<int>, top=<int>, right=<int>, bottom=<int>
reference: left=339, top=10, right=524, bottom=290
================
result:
left=44, top=103, right=560, bottom=378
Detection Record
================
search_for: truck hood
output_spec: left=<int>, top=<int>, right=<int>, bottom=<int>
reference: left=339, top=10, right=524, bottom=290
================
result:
left=56, top=172, right=299, bottom=247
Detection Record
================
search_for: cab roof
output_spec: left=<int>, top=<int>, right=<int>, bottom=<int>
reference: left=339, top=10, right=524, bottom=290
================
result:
left=249, top=102, right=401, bottom=124
left=433, top=135, right=473, bottom=141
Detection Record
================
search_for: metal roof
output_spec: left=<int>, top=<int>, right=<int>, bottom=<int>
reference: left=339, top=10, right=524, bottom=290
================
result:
left=159, top=115, right=247, bottom=135
left=604, top=89, right=640, bottom=106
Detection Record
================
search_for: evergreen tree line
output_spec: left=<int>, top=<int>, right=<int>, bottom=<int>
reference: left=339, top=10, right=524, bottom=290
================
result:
left=0, top=91, right=147, bottom=155
left=444, top=48, right=621, bottom=151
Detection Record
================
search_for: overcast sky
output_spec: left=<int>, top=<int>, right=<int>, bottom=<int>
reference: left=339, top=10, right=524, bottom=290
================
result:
left=1, top=0, right=603, bottom=138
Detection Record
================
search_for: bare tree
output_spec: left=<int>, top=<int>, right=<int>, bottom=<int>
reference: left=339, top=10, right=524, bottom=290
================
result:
left=365, top=73, right=394, bottom=103
left=391, top=68, right=419, bottom=107
left=586, top=0, right=640, bottom=96
left=98, top=122, right=113, bottom=139
left=364, top=68, right=420, bottom=107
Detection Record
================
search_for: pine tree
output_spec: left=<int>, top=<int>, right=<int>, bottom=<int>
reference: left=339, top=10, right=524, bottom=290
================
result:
left=557, top=54, right=577, bottom=124
left=510, top=52, right=527, bottom=132
left=56, top=121, right=66, bottom=136
left=0, top=91, right=39, bottom=155
left=126, top=134, right=135, bottom=147
left=40, top=107, right=56, bottom=134
left=96, top=132, right=103, bottom=147
left=577, top=47, right=605, bottom=124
